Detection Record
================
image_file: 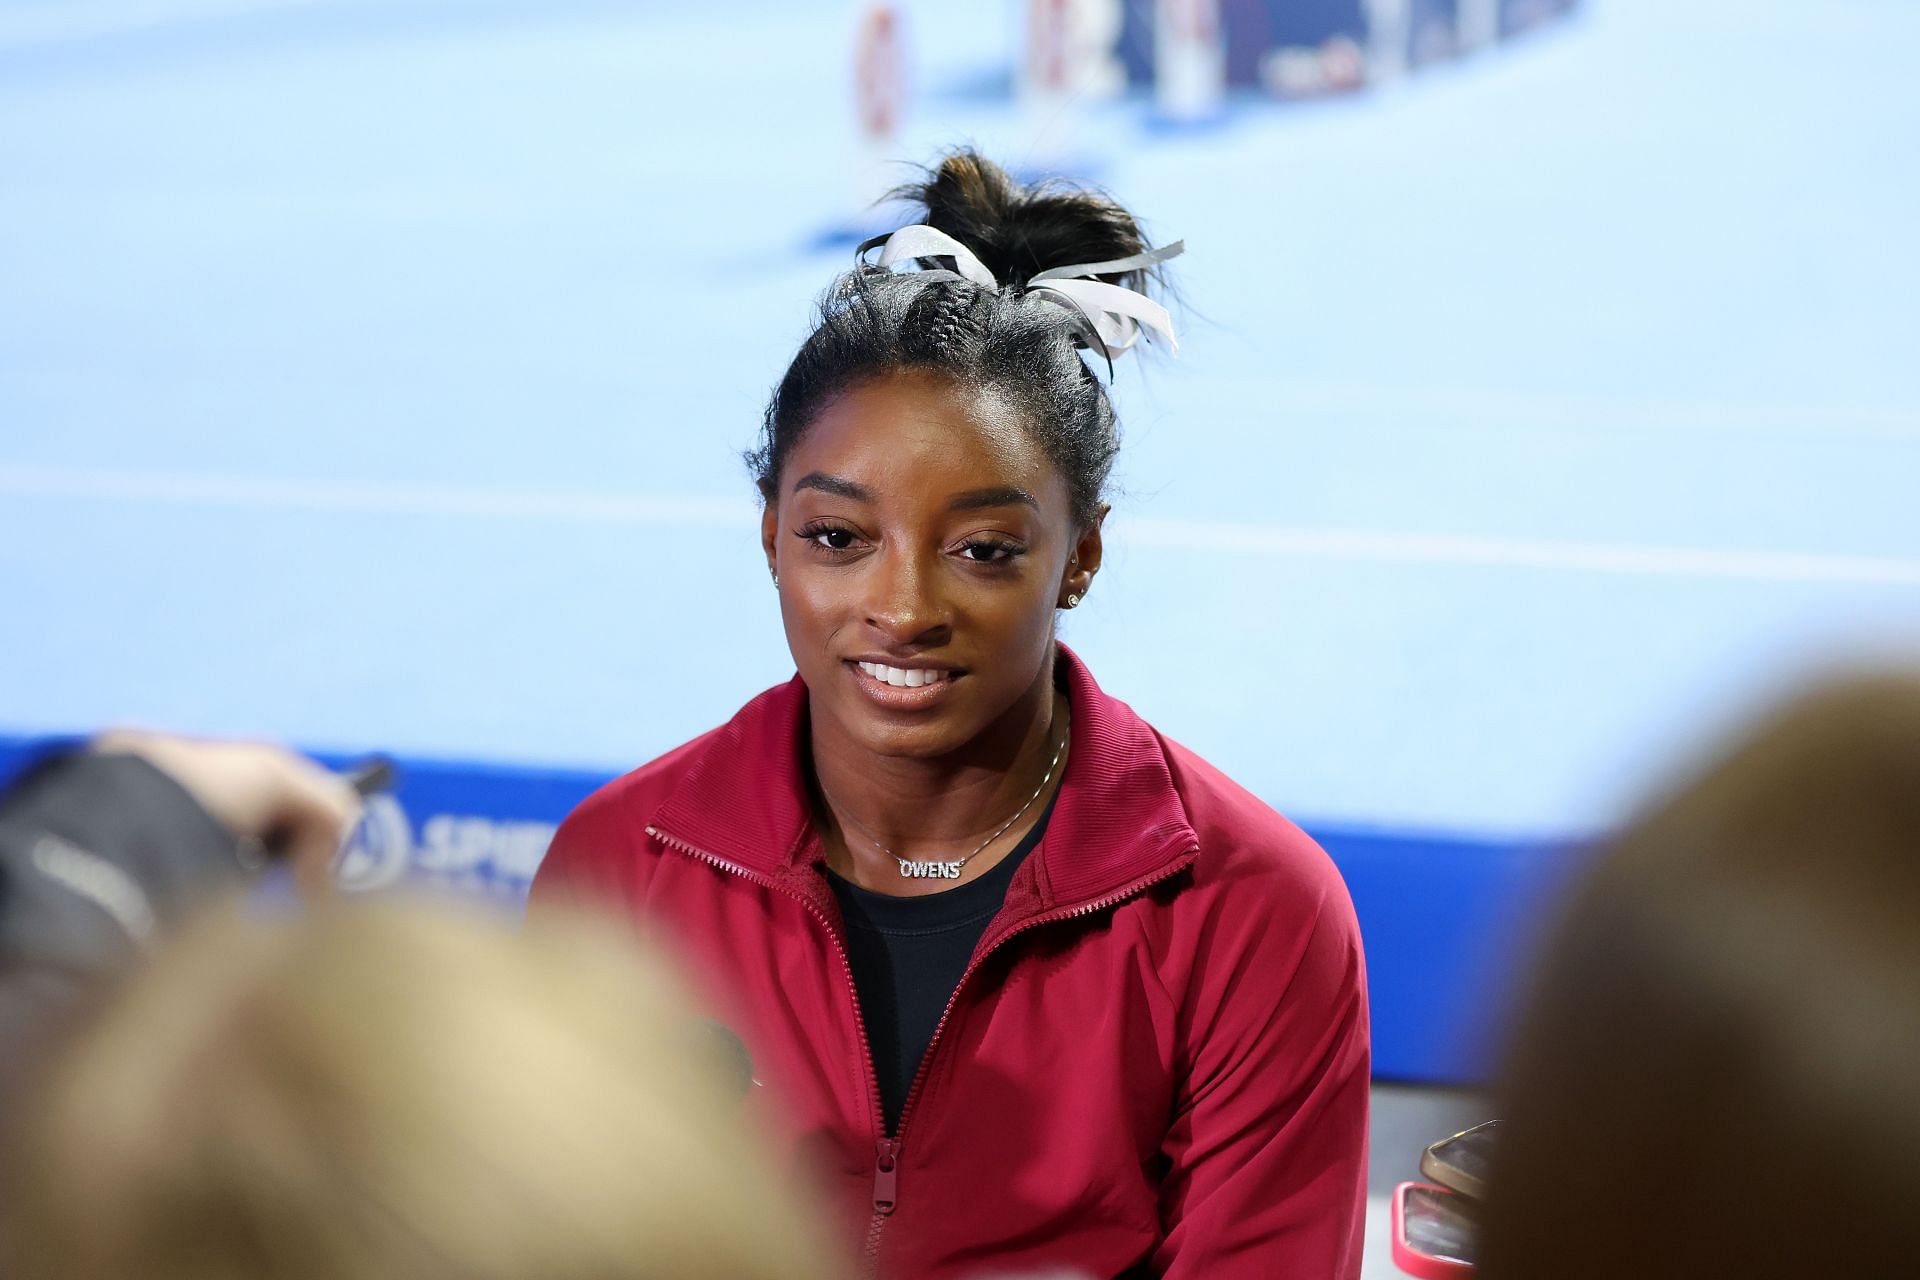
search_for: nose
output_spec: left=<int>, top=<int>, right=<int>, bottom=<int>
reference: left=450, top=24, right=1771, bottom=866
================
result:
left=864, top=545, right=951, bottom=648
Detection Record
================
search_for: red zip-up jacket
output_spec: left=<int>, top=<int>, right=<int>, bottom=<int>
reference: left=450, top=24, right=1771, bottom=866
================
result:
left=531, top=647, right=1369, bottom=1279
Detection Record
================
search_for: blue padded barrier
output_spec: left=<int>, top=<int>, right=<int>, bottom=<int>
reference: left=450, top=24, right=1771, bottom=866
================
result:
left=0, top=734, right=1582, bottom=1083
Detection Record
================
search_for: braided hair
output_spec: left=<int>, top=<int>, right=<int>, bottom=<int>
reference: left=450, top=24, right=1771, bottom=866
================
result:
left=748, top=150, right=1166, bottom=529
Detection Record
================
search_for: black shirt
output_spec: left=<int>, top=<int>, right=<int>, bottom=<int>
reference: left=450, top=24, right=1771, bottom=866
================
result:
left=826, top=790, right=1057, bottom=1135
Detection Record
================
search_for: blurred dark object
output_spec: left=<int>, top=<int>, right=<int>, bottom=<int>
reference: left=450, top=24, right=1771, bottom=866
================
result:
left=0, top=751, right=248, bottom=1056
left=0, top=737, right=359, bottom=1087
left=1477, top=673, right=1920, bottom=1280
left=341, top=754, right=398, bottom=799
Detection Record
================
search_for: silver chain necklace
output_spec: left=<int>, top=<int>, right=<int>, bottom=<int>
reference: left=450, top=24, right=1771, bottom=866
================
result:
left=825, top=710, right=1070, bottom=881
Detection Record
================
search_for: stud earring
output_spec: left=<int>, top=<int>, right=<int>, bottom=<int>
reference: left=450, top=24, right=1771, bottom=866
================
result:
left=771, top=573, right=780, bottom=588
left=1064, top=594, right=1080, bottom=608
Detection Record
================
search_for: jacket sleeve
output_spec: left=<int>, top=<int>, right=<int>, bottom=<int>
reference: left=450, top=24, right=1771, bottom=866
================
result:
left=1152, top=870, right=1371, bottom=1280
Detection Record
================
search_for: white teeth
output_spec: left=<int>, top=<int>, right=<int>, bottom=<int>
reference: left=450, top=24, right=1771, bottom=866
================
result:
left=858, top=661, right=946, bottom=689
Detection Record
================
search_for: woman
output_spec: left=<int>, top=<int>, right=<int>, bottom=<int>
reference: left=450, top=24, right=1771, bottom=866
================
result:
left=1476, top=673, right=1920, bottom=1280
left=532, top=151, right=1368, bottom=1279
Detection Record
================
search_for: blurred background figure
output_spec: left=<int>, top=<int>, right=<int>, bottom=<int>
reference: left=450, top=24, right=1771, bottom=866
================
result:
left=1476, top=672, right=1920, bottom=1280
left=1151, top=0, right=1226, bottom=124
left=1019, top=0, right=1127, bottom=166
left=848, top=3, right=909, bottom=236
left=2, top=896, right=840, bottom=1280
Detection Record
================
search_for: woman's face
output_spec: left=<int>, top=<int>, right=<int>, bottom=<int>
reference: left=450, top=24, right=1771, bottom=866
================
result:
left=762, top=370, right=1101, bottom=761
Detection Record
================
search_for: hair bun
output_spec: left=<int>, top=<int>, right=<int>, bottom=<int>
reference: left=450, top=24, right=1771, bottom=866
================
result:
left=896, top=149, right=1154, bottom=292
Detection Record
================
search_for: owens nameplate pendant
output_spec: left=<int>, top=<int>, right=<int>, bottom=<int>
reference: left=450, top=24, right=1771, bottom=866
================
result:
left=898, top=859, right=964, bottom=880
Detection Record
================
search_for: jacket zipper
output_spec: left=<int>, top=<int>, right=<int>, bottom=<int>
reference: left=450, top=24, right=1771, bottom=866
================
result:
left=870, top=848, right=1201, bottom=1272
left=649, top=824, right=1197, bottom=1277
left=645, top=825, right=895, bottom=1273
left=885, top=849, right=1200, bottom=1147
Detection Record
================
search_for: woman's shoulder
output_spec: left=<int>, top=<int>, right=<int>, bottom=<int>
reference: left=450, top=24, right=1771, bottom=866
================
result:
left=539, top=678, right=807, bottom=886
left=532, top=728, right=725, bottom=897
left=1144, top=729, right=1365, bottom=1023
left=1149, top=727, right=1347, bottom=905
left=1063, top=650, right=1343, bottom=909
left=568, top=678, right=804, bottom=825
left=567, top=725, right=729, bottom=836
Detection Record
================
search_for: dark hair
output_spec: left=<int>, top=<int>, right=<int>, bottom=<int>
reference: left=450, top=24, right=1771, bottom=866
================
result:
left=1477, top=673, right=1920, bottom=1280
left=749, top=150, right=1165, bottom=528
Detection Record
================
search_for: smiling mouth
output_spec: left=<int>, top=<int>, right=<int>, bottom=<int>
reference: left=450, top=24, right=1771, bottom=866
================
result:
left=854, top=660, right=959, bottom=689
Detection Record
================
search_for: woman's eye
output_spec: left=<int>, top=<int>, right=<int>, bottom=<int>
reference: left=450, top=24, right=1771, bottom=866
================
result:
left=809, top=528, right=859, bottom=551
left=960, top=541, right=1019, bottom=563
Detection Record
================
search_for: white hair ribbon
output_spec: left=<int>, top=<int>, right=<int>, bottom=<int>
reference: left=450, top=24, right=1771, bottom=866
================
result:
left=857, top=225, right=1185, bottom=367
left=1028, top=240, right=1184, bottom=356
left=863, top=224, right=1000, bottom=289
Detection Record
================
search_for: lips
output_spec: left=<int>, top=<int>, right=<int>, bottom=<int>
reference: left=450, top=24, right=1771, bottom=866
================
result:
left=845, top=658, right=963, bottom=709
left=855, top=660, right=954, bottom=689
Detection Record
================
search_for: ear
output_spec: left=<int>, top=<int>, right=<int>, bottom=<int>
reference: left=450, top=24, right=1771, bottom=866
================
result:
left=761, top=499, right=780, bottom=581
left=1059, top=504, right=1108, bottom=608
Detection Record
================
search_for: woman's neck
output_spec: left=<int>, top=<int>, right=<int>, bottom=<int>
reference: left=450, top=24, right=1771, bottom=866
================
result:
left=809, top=673, right=1064, bottom=866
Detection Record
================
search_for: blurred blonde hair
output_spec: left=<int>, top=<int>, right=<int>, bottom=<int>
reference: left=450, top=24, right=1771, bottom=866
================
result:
left=2, top=896, right=840, bottom=1280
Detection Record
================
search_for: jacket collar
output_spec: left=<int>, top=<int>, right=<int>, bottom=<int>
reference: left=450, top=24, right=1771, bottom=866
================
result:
left=648, top=645, right=1198, bottom=912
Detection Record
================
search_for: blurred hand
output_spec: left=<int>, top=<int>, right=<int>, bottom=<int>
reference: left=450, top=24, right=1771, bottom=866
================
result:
left=90, top=730, right=361, bottom=897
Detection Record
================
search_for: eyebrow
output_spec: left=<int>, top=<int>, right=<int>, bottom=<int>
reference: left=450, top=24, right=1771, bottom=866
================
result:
left=947, top=486, right=1039, bottom=512
left=790, top=475, right=1039, bottom=513
left=791, top=473, right=874, bottom=502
